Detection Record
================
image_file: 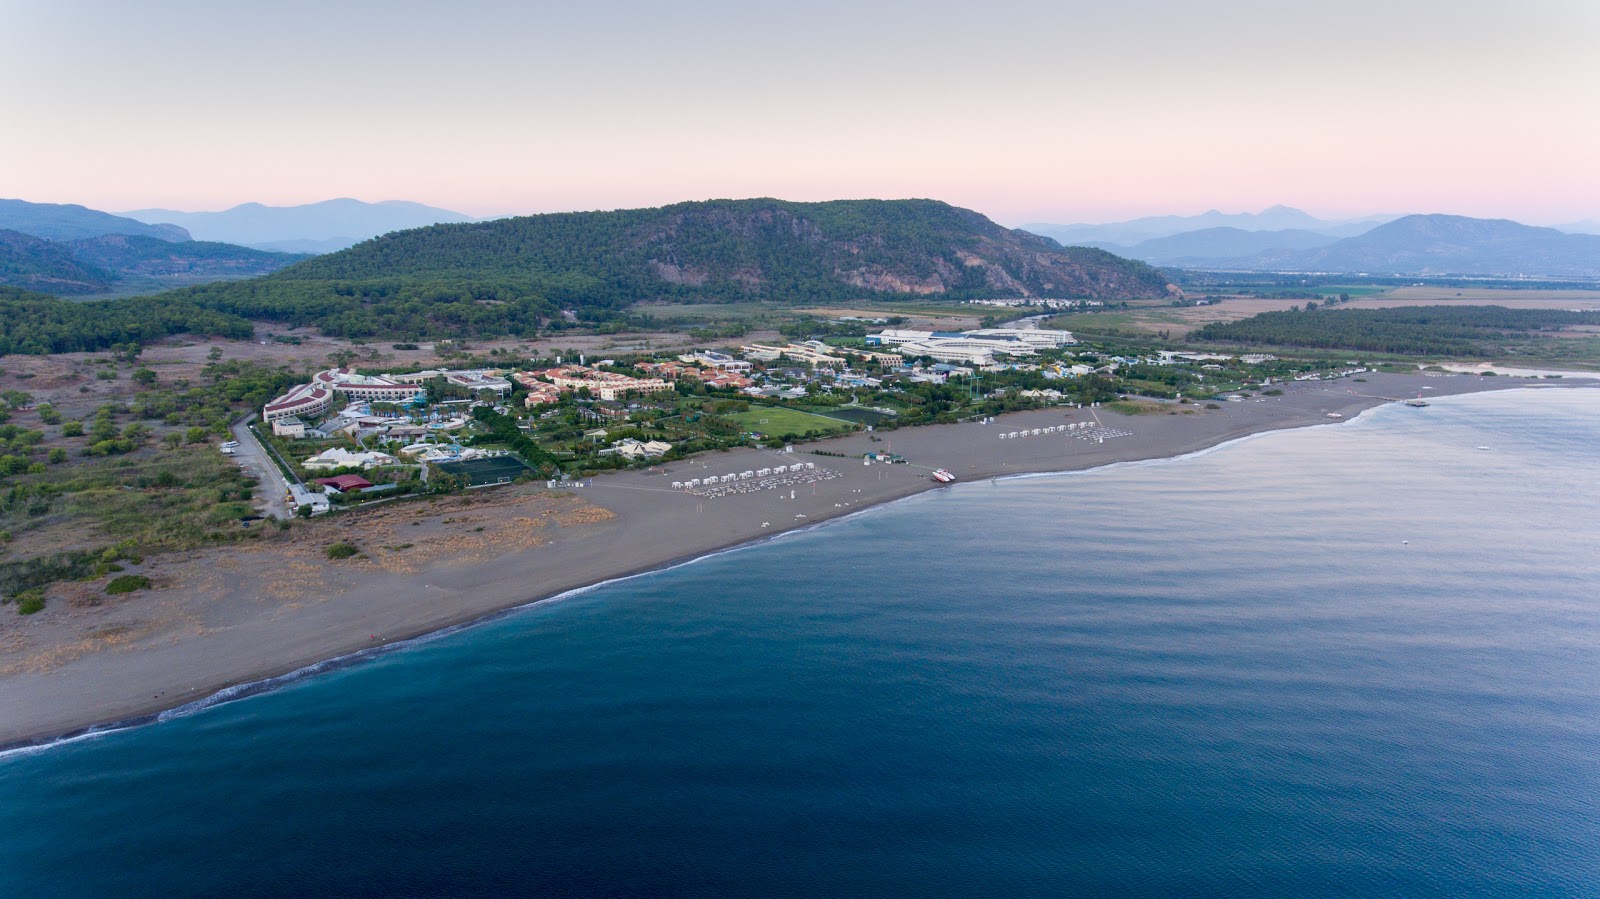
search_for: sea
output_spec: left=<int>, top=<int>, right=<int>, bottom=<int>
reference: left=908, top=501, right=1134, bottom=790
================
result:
left=2, top=387, right=1598, bottom=897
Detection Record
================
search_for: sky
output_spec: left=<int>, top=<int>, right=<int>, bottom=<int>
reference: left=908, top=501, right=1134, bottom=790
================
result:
left=3, top=0, right=1598, bottom=226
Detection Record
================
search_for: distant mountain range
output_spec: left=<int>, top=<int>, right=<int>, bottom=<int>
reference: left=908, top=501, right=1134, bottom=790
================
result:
left=0, top=229, right=308, bottom=297
left=120, top=199, right=476, bottom=254
left=0, top=199, right=190, bottom=243
left=1238, top=215, right=1600, bottom=278
left=1024, top=206, right=1392, bottom=249
left=1024, top=207, right=1600, bottom=278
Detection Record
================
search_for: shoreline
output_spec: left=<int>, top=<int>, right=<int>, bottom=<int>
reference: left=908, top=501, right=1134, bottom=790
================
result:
left=2, top=372, right=1587, bottom=754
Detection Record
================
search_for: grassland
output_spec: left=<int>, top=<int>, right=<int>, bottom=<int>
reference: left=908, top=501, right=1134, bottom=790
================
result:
left=726, top=406, right=854, bottom=438
left=1, top=445, right=263, bottom=598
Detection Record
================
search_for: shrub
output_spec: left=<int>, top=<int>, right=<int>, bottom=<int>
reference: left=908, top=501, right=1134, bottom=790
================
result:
left=11, top=588, right=46, bottom=615
left=105, top=574, right=152, bottom=594
left=61, top=421, right=84, bottom=437
left=325, top=542, right=360, bottom=560
left=87, top=438, right=135, bottom=456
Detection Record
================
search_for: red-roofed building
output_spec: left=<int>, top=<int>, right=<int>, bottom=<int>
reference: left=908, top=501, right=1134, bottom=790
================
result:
left=313, top=474, right=374, bottom=493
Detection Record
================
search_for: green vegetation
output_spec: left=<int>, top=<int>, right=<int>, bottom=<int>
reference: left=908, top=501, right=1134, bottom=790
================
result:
left=105, top=574, right=151, bottom=594
left=324, top=542, right=359, bottom=560
left=0, top=446, right=260, bottom=597
left=1194, top=305, right=1600, bottom=357
left=7, top=587, right=46, bottom=614
left=1104, top=400, right=1169, bottom=415
left=0, top=201, right=1169, bottom=352
left=0, top=285, right=253, bottom=355
left=469, top=406, right=558, bottom=474
left=727, top=406, right=852, bottom=439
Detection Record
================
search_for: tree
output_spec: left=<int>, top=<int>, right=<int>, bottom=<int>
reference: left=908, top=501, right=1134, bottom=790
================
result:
left=132, top=368, right=157, bottom=386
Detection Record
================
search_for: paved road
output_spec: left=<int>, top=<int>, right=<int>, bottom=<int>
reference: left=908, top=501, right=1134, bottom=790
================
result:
left=230, top=414, right=291, bottom=519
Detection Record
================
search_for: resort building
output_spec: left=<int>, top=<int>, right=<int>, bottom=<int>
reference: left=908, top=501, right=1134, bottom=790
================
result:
left=263, top=368, right=427, bottom=424
left=638, top=361, right=753, bottom=390
left=534, top=366, right=672, bottom=401
left=389, top=368, right=513, bottom=397
left=600, top=438, right=673, bottom=461
left=740, top=343, right=847, bottom=367
left=271, top=416, right=306, bottom=438
left=302, top=448, right=399, bottom=471
left=964, top=328, right=1077, bottom=349
left=865, top=327, right=1075, bottom=362
left=894, top=338, right=1000, bottom=366
left=679, top=350, right=753, bottom=371
left=838, top=347, right=905, bottom=366
left=521, top=382, right=563, bottom=406
left=287, top=483, right=330, bottom=515
left=313, top=474, right=374, bottom=493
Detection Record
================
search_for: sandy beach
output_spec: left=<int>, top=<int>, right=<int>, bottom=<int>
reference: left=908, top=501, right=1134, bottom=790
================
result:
left=0, top=371, right=1584, bottom=751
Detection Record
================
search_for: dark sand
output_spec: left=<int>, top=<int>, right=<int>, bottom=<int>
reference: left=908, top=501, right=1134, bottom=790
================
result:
left=0, top=372, right=1581, bottom=750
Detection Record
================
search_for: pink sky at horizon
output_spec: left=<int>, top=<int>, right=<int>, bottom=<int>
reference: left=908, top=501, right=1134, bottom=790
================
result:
left=4, top=0, right=1598, bottom=227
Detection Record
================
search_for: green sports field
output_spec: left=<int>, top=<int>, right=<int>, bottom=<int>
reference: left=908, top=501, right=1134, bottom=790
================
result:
left=727, top=406, right=852, bottom=437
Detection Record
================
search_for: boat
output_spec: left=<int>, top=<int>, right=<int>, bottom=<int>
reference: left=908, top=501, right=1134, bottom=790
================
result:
left=1404, top=399, right=1430, bottom=407
left=931, top=468, right=956, bottom=484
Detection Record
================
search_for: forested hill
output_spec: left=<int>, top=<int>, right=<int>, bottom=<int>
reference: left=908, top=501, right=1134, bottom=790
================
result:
left=0, top=200, right=1172, bottom=352
left=150, top=199, right=1171, bottom=338
left=287, top=199, right=1171, bottom=300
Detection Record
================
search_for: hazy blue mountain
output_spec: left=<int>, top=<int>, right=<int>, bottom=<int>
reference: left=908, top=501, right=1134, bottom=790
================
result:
left=121, top=198, right=475, bottom=252
left=0, top=229, right=307, bottom=297
left=1122, top=227, right=1340, bottom=266
left=0, top=199, right=190, bottom=242
left=1240, top=215, right=1600, bottom=277
left=0, top=229, right=116, bottom=295
left=1023, top=205, right=1391, bottom=248
left=1556, top=219, right=1600, bottom=235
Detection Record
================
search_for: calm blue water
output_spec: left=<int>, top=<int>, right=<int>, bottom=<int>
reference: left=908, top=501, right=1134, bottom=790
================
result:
left=3, top=388, right=1598, bottom=897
